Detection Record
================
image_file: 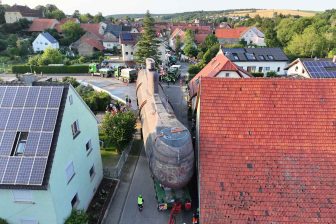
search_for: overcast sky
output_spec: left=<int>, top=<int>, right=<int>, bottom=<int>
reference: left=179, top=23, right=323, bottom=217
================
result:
left=2, top=0, right=335, bottom=15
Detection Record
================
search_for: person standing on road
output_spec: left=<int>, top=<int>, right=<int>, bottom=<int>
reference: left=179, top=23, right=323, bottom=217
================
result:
left=125, top=95, right=129, bottom=106
left=137, top=194, right=144, bottom=209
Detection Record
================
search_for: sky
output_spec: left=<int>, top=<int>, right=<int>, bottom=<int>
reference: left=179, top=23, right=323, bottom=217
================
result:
left=2, top=0, right=336, bottom=15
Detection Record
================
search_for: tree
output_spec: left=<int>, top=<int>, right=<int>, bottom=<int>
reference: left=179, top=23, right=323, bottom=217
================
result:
left=285, top=26, right=326, bottom=58
left=101, top=111, right=137, bottom=154
left=183, top=29, right=198, bottom=58
left=0, top=5, right=7, bottom=25
left=61, top=21, right=85, bottom=45
left=175, top=35, right=182, bottom=56
left=203, top=34, right=218, bottom=49
left=0, top=40, right=7, bottom=52
left=72, top=10, right=81, bottom=19
left=202, top=44, right=220, bottom=64
left=93, top=12, right=105, bottom=23
left=0, top=218, right=9, bottom=224
left=134, top=11, right=161, bottom=65
left=79, top=13, right=93, bottom=23
left=38, top=48, right=63, bottom=65
left=62, top=77, right=80, bottom=88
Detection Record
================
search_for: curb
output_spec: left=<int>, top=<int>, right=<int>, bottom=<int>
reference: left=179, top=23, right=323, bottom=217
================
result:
left=101, top=178, right=120, bottom=224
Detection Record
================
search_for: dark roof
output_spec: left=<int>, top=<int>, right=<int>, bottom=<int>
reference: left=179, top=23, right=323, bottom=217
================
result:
left=119, top=33, right=140, bottom=45
left=40, top=32, right=58, bottom=44
left=6, top=5, right=43, bottom=18
left=105, top=24, right=123, bottom=37
left=199, top=78, right=336, bottom=223
left=0, top=83, right=68, bottom=190
left=222, top=47, right=289, bottom=62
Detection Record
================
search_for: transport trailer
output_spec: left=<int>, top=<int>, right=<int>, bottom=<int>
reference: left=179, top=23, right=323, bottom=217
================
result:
left=136, top=58, right=194, bottom=210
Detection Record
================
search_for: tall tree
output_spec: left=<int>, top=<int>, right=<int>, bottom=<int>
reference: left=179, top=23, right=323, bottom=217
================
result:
left=93, top=12, right=105, bottom=23
left=134, top=11, right=161, bottom=65
left=61, top=21, right=84, bottom=45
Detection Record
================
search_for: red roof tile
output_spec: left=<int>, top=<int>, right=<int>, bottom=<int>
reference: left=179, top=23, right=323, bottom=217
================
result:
left=199, top=78, right=336, bottom=224
left=215, top=27, right=249, bottom=39
left=188, top=50, right=251, bottom=98
left=28, top=18, right=59, bottom=32
left=194, top=33, right=208, bottom=44
left=81, top=37, right=104, bottom=51
left=80, top=23, right=104, bottom=40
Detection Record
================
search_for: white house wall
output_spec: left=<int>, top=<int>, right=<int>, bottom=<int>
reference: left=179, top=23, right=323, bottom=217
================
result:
left=241, top=29, right=266, bottom=47
left=287, top=61, right=311, bottom=78
left=48, top=86, right=103, bottom=224
left=32, top=35, right=59, bottom=53
left=234, top=61, right=288, bottom=75
left=216, top=71, right=242, bottom=78
left=121, top=44, right=136, bottom=61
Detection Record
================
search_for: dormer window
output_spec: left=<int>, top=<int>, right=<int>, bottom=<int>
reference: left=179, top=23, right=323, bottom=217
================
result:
left=259, top=55, right=265, bottom=60
left=232, top=53, right=239, bottom=60
left=11, top=132, right=28, bottom=156
left=245, top=53, right=256, bottom=60
left=268, top=55, right=274, bottom=60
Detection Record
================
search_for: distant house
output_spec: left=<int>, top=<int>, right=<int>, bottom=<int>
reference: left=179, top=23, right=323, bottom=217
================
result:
left=5, top=4, right=43, bottom=23
left=222, top=47, right=289, bottom=75
left=119, top=33, right=140, bottom=62
left=32, top=32, right=59, bottom=52
left=188, top=49, right=251, bottom=109
left=215, top=26, right=266, bottom=46
left=196, top=78, right=336, bottom=224
left=28, top=18, right=59, bottom=32
left=0, top=83, right=103, bottom=224
left=285, top=57, right=336, bottom=78
left=169, top=27, right=211, bottom=49
left=72, top=33, right=104, bottom=57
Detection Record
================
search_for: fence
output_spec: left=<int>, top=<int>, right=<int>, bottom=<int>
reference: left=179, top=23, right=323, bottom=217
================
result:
left=103, top=140, right=133, bottom=178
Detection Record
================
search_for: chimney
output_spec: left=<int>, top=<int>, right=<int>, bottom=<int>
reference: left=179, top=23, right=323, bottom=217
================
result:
left=333, top=55, right=336, bottom=63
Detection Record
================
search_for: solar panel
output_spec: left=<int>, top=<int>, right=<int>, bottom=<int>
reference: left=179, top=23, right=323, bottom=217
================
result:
left=0, top=85, right=64, bottom=187
left=304, top=60, right=336, bottom=78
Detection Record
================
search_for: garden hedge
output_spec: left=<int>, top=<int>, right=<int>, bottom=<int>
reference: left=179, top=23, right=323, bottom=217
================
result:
left=12, top=65, right=89, bottom=74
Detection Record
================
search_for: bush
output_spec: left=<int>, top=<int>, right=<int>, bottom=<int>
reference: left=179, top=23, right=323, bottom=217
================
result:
left=65, top=210, right=88, bottom=224
left=251, top=72, right=265, bottom=77
left=75, top=85, right=111, bottom=112
left=101, top=111, right=137, bottom=154
left=62, top=77, right=80, bottom=88
left=12, top=65, right=89, bottom=74
left=266, top=71, right=279, bottom=77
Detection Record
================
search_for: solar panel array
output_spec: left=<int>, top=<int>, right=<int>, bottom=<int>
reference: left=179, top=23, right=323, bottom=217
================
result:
left=0, top=86, right=63, bottom=186
left=303, top=60, right=336, bottom=78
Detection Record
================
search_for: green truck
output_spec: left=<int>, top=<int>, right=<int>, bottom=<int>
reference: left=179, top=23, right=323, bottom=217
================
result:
left=89, top=63, right=114, bottom=78
left=114, top=66, right=137, bottom=83
left=161, top=65, right=181, bottom=83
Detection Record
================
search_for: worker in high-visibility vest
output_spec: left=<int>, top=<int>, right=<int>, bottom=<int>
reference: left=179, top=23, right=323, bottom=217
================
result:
left=137, top=194, right=144, bottom=210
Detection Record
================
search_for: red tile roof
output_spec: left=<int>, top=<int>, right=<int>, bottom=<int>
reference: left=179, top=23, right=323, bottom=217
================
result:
left=80, top=23, right=104, bottom=40
left=188, top=50, right=251, bottom=98
left=199, top=78, right=336, bottom=224
left=215, top=27, right=249, bottom=39
left=81, top=37, right=104, bottom=51
left=28, top=18, right=59, bottom=32
left=194, top=33, right=208, bottom=44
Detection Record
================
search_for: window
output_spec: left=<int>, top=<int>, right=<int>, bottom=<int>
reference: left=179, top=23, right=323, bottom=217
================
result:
left=71, top=193, right=79, bottom=208
left=66, top=162, right=75, bottom=184
left=295, top=66, right=298, bottom=71
left=258, top=67, right=263, bottom=72
left=11, top=132, right=28, bottom=156
left=131, top=52, right=133, bottom=55
left=265, top=67, right=270, bottom=71
left=125, top=52, right=129, bottom=55
left=45, top=43, right=48, bottom=45
left=232, top=53, right=239, bottom=60
left=89, top=165, right=95, bottom=180
left=277, top=67, right=280, bottom=72
left=259, top=55, right=265, bottom=60
left=267, top=55, right=274, bottom=60
left=12, top=190, right=33, bottom=203
left=71, top=120, right=80, bottom=138
left=69, top=95, right=73, bottom=105
left=247, top=66, right=256, bottom=72
left=245, top=53, right=256, bottom=60
left=225, top=73, right=230, bottom=77
left=86, top=140, right=93, bottom=155
left=20, top=219, right=38, bottom=224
